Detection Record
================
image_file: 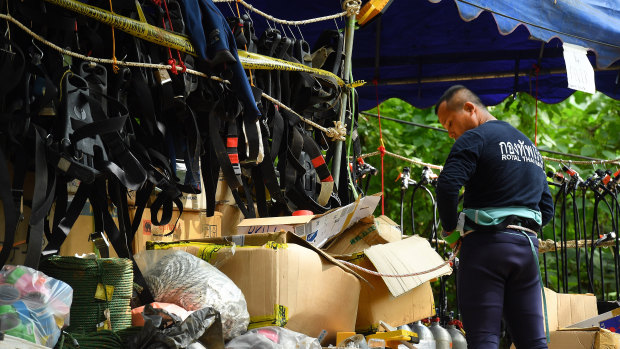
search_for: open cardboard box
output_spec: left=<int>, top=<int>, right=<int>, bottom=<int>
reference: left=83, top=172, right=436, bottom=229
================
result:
left=323, top=215, right=401, bottom=256
left=330, top=235, right=451, bottom=332
left=236, top=194, right=381, bottom=248
left=511, top=288, right=612, bottom=349
left=146, top=231, right=362, bottom=345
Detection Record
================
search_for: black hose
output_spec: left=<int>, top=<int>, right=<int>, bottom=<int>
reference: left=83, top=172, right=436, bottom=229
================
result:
left=551, top=186, right=564, bottom=291
left=560, top=186, right=568, bottom=293
left=569, top=189, right=581, bottom=293
left=582, top=188, right=591, bottom=293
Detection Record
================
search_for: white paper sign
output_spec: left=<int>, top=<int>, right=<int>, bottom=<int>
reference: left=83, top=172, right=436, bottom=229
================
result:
left=562, top=43, right=596, bottom=94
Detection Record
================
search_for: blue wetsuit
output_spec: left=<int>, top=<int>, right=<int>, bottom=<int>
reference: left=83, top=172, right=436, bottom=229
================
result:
left=437, top=120, right=553, bottom=349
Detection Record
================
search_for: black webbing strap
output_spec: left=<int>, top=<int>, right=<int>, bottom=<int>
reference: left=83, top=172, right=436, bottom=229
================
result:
left=24, top=128, right=57, bottom=269
left=208, top=103, right=252, bottom=218
left=82, top=93, right=147, bottom=191
left=41, top=181, right=92, bottom=257
left=201, top=143, right=220, bottom=217
left=257, top=107, right=290, bottom=215
left=130, top=181, right=154, bottom=240
left=0, top=148, right=19, bottom=268
left=89, top=178, right=154, bottom=304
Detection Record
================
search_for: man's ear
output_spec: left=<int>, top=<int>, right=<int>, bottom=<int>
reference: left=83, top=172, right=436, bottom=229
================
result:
left=463, top=101, right=476, bottom=113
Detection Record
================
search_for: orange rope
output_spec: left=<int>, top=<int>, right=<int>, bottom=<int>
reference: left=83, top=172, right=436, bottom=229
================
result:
left=108, top=0, right=118, bottom=73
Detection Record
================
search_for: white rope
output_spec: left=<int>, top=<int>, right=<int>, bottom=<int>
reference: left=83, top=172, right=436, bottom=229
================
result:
left=542, top=156, right=620, bottom=165
left=360, top=151, right=444, bottom=170
left=360, top=151, right=620, bottom=171
left=213, top=0, right=348, bottom=25
left=337, top=253, right=455, bottom=278
left=0, top=13, right=346, bottom=140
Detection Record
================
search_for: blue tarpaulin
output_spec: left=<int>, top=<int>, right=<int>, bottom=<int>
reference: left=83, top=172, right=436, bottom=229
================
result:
left=216, top=0, right=620, bottom=109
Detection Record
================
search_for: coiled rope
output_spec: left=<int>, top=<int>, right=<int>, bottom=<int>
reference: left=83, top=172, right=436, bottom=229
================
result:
left=40, top=257, right=133, bottom=333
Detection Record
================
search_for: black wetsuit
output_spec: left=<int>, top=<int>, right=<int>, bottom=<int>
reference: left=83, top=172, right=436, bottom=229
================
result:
left=437, top=120, right=553, bottom=349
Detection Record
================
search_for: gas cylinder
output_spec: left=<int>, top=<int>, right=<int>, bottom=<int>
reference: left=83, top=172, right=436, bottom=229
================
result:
left=410, top=320, right=437, bottom=349
left=429, top=317, right=452, bottom=349
left=447, top=320, right=467, bottom=349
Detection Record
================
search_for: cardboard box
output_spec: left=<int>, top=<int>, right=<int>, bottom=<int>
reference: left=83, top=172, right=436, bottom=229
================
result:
left=540, top=287, right=598, bottom=330
left=569, top=308, right=620, bottom=331
left=332, top=235, right=451, bottom=332
left=131, top=207, right=203, bottom=253
left=510, top=288, right=601, bottom=348
left=216, top=203, right=244, bottom=236
left=348, top=253, right=435, bottom=333
left=183, top=212, right=222, bottom=241
left=237, top=194, right=381, bottom=248
left=132, top=208, right=219, bottom=253
left=511, top=328, right=620, bottom=349
left=147, top=232, right=362, bottom=345
left=323, top=216, right=401, bottom=255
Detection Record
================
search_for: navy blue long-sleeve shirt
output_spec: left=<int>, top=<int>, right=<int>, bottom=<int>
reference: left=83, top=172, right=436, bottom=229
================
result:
left=436, top=120, right=554, bottom=232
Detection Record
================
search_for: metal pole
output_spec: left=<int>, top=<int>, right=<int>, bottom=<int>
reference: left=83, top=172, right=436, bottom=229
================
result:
left=374, top=66, right=618, bottom=86
left=332, top=13, right=356, bottom=184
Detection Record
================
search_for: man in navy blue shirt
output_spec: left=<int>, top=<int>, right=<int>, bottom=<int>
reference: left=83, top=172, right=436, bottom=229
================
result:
left=435, top=85, right=553, bottom=349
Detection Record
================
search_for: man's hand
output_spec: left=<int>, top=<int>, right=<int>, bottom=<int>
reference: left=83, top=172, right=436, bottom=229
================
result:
left=449, top=238, right=460, bottom=249
left=442, top=230, right=461, bottom=249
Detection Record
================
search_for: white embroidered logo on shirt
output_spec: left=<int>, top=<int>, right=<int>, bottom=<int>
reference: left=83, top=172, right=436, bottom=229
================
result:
left=498, top=140, right=543, bottom=169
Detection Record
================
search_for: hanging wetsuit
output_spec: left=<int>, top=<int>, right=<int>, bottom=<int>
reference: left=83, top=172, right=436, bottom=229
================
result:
left=181, top=0, right=262, bottom=163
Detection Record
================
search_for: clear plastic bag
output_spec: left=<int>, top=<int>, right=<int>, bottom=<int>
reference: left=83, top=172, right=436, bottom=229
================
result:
left=225, top=327, right=322, bottom=349
left=0, top=265, right=73, bottom=347
left=135, top=250, right=249, bottom=341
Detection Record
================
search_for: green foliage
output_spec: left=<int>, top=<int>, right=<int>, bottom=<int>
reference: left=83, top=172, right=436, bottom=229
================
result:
left=358, top=91, right=620, bottom=314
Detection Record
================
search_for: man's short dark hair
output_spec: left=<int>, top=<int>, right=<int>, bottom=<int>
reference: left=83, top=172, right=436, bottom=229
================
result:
left=434, top=85, right=487, bottom=115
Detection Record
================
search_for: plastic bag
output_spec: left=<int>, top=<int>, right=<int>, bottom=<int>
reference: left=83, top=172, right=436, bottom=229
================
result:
left=135, top=250, right=249, bottom=340
left=0, top=265, right=73, bottom=347
left=225, top=327, right=322, bottom=349
left=126, top=304, right=224, bottom=349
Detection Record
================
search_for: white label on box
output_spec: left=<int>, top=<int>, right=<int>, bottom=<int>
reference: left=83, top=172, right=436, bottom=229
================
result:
left=563, top=43, right=596, bottom=94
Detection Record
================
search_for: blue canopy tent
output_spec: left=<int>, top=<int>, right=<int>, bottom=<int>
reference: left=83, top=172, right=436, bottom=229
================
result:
left=216, top=0, right=620, bottom=110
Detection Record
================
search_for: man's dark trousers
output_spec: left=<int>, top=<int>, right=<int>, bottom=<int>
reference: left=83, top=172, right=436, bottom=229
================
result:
left=458, top=230, right=548, bottom=349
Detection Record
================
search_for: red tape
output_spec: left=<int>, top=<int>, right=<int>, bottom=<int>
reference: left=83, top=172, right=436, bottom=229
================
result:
left=227, top=137, right=238, bottom=148
left=228, top=153, right=239, bottom=164
left=321, top=175, right=334, bottom=183
left=311, top=155, right=326, bottom=169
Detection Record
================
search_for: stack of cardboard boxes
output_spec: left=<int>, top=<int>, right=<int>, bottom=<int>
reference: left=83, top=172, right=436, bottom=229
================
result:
left=144, top=196, right=449, bottom=345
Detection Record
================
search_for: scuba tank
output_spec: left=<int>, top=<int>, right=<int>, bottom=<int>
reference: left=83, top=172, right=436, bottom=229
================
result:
left=410, top=320, right=436, bottom=349
left=447, top=320, right=467, bottom=349
left=429, top=317, right=452, bottom=349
